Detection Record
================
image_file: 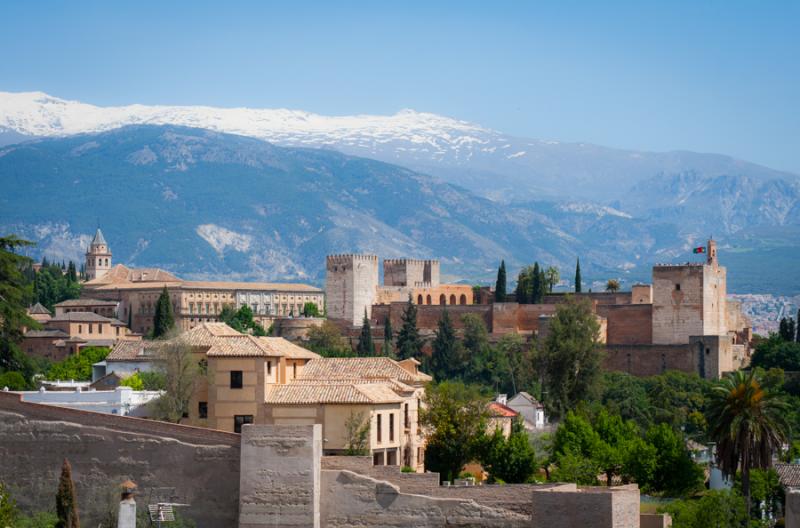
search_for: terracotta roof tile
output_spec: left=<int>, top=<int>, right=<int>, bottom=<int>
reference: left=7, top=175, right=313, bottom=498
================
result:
left=28, top=302, right=51, bottom=315
left=54, top=298, right=118, bottom=307
left=106, top=340, right=163, bottom=361
left=489, top=402, right=519, bottom=418
left=777, top=464, right=800, bottom=488
left=265, top=382, right=403, bottom=404
left=24, top=329, right=69, bottom=338
left=48, top=312, right=114, bottom=323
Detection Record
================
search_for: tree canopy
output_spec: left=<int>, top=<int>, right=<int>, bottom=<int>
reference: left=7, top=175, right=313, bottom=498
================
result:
left=396, top=296, right=423, bottom=360
left=152, top=286, right=175, bottom=338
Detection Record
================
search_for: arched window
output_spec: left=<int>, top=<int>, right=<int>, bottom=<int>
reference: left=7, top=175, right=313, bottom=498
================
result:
left=439, top=294, right=446, bottom=305
left=417, top=295, right=423, bottom=305
left=449, top=294, right=456, bottom=305
left=426, top=295, right=432, bottom=305
left=459, top=294, right=467, bottom=305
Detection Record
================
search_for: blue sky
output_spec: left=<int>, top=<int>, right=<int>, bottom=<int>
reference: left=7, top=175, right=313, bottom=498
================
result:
left=1, top=1, right=798, bottom=172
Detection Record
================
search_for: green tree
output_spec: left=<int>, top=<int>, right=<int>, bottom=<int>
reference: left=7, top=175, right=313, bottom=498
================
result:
left=600, top=371, right=653, bottom=429
left=152, top=286, right=175, bottom=338
left=639, top=423, right=704, bottom=496
left=47, top=347, right=109, bottom=381
left=515, top=266, right=533, bottom=304
left=304, top=320, right=354, bottom=357
left=605, top=279, right=620, bottom=292
left=497, top=333, right=535, bottom=396
left=462, top=314, right=508, bottom=391
left=382, top=317, right=394, bottom=358
left=0, top=236, right=38, bottom=378
left=480, top=420, right=537, bottom=483
left=66, top=261, right=78, bottom=283
left=495, top=260, right=507, bottom=302
left=356, top=309, right=375, bottom=356
left=344, top=411, right=371, bottom=456
left=119, top=372, right=144, bottom=390
left=0, top=371, right=27, bottom=390
left=219, top=304, right=267, bottom=336
left=430, top=309, right=459, bottom=381
left=797, top=309, right=800, bottom=343
left=544, top=266, right=560, bottom=294
left=302, top=302, right=321, bottom=317
left=396, top=296, right=423, bottom=360
left=0, top=481, right=17, bottom=528
left=530, top=262, right=542, bottom=304
left=706, top=369, right=790, bottom=518
left=138, top=370, right=166, bottom=391
left=420, top=381, right=489, bottom=483
left=551, top=412, right=603, bottom=484
left=536, top=297, right=602, bottom=418
left=659, top=490, right=748, bottom=528
left=55, top=459, right=79, bottom=528
left=574, top=258, right=582, bottom=293
left=750, top=334, right=800, bottom=371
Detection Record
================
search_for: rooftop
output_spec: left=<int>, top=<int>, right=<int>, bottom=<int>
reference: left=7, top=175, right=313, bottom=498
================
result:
left=265, top=381, right=404, bottom=405
left=28, top=302, right=51, bottom=315
left=489, top=401, right=520, bottom=418
left=55, top=298, right=118, bottom=307
left=106, top=340, right=163, bottom=362
left=24, top=329, right=69, bottom=339
left=49, top=312, right=115, bottom=323
left=299, top=356, right=432, bottom=385
left=776, top=463, right=800, bottom=488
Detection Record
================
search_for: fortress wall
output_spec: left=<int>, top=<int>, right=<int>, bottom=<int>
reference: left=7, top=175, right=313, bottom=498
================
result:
left=326, top=255, right=379, bottom=325
left=652, top=266, right=705, bottom=345
left=604, top=344, right=697, bottom=377
left=0, top=392, right=240, bottom=528
left=604, top=304, right=653, bottom=345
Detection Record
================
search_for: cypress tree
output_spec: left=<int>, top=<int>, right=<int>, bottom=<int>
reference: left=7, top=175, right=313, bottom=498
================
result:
left=356, top=309, right=375, bottom=356
left=796, top=310, right=800, bottom=343
left=396, top=295, right=423, bottom=360
left=495, top=260, right=507, bottom=302
left=66, top=261, right=78, bottom=283
left=55, top=458, right=80, bottom=528
left=516, top=269, right=530, bottom=304
left=575, top=258, right=582, bottom=293
left=779, top=318, right=792, bottom=342
left=152, top=286, right=175, bottom=338
left=382, top=317, right=394, bottom=357
left=430, top=310, right=458, bottom=381
left=531, top=262, right=542, bottom=304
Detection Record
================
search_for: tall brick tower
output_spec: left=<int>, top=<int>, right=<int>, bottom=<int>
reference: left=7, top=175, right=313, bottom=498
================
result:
left=85, top=228, right=112, bottom=281
left=325, top=254, right=379, bottom=325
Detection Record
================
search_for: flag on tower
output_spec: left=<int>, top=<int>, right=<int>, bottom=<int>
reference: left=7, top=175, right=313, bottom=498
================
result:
left=692, top=246, right=705, bottom=254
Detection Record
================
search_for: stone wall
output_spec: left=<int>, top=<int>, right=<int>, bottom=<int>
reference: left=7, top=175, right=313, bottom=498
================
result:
left=530, top=483, right=640, bottom=528
left=325, top=254, right=379, bottom=326
left=641, top=513, right=672, bottom=528
left=786, top=488, right=800, bottom=528
left=0, top=392, right=240, bottom=527
left=239, top=424, right=321, bottom=528
left=652, top=265, right=706, bottom=345
left=431, top=483, right=556, bottom=516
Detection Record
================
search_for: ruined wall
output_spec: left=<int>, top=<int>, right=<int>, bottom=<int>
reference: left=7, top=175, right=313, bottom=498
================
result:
left=321, top=456, right=439, bottom=495
left=320, top=470, right=528, bottom=528
left=604, top=304, right=653, bottom=345
left=326, top=255, right=379, bottom=326
left=0, top=392, right=240, bottom=527
left=530, top=484, right=640, bottom=528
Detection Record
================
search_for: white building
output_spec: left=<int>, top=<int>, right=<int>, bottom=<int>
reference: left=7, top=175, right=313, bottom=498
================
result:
left=15, top=386, right=162, bottom=417
left=506, top=392, right=548, bottom=430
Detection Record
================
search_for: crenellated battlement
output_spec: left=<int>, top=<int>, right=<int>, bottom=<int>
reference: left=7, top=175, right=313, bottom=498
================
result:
left=326, top=254, right=379, bottom=268
left=383, top=258, right=439, bottom=265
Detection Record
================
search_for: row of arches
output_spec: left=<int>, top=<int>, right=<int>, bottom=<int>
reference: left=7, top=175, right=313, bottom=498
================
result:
left=416, top=293, right=468, bottom=306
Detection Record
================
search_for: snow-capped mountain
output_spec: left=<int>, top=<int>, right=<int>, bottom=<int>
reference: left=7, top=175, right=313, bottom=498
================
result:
left=3, top=91, right=796, bottom=204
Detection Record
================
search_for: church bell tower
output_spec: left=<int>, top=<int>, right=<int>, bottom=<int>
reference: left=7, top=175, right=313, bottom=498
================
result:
left=85, top=228, right=112, bottom=280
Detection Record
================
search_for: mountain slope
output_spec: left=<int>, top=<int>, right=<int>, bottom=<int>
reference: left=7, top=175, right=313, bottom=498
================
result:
left=2, top=91, right=796, bottom=204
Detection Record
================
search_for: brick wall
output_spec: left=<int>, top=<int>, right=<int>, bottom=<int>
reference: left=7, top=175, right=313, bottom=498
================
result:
left=0, top=392, right=240, bottom=527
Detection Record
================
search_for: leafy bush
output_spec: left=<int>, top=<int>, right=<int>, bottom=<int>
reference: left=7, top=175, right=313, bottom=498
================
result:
left=0, top=370, right=28, bottom=390
left=400, top=466, right=416, bottom=473
left=659, top=490, right=747, bottom=528
left=119, top=373, right=144, bottom=390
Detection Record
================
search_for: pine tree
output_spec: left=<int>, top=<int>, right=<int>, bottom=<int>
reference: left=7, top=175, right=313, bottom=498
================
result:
left=430, top=310, right=458, bottom=381
left=495, top=260, right=507, bottom=302
left=382, top=317, right=394, bottom=357
left=575, top=258, right=582, bottom=293
left=356, top=309, right=375, bottom=356
left=152, top=286, right=175, bottom=338
left=55, top=458, right=80, bottom=528
left=396, top=295, right=423, bottom=360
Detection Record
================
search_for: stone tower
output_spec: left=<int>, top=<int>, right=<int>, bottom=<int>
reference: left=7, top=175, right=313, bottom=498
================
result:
left=383, top=259, right=440, bottom=287
left=85, top=228, right=112, bottom=281
left=325, top=254, right=379, bottom=326
left=651, top=239, right=727, bottom=345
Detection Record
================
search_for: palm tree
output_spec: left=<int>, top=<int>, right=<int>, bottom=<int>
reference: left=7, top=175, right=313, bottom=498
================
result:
left=706, top=369, right=789, bottom=518
left=605, top=279, right=620, bottom=293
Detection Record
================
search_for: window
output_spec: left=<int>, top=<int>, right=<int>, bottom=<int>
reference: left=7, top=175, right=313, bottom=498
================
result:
left=404, top=403, right=410, bottom=429
left=389, top=412, right=395, bottom=442
left=198, top=402, right=208, bottom=419
left=98, top=324, right=103, bottom=333
left=116, top=327, right=120, bottom=336
left=88, top=324, right=93, bottom=334
left=78, top=325, right=82, bottom=333
left=675, top=283, right=681, bottom=291
left=267, top=361, right=272, bottom=376
left=234, top=414, right=253, bottom=434
left=198, top=359, right=208, bottom=375
left=377, top=414, right=382, bottom=443
left=230, top=370, right=243, bottom=389
left=292, top=362, right=297, bottom=379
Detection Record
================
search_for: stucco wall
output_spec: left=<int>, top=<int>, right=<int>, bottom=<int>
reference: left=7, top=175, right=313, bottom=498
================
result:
left=0, top=392, right=240, bottom=527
